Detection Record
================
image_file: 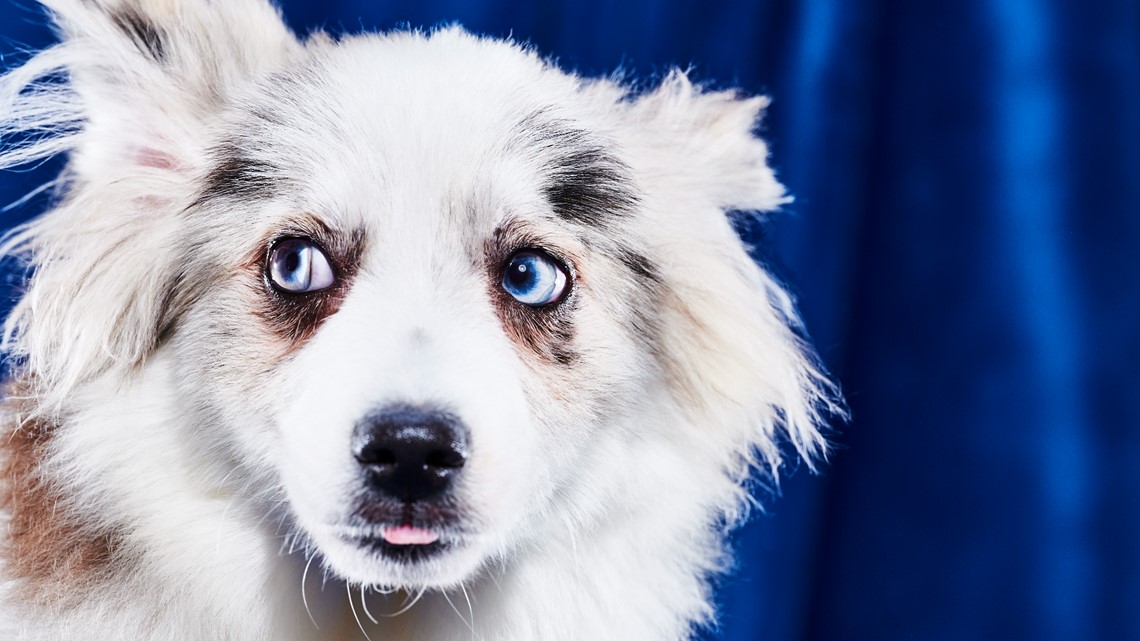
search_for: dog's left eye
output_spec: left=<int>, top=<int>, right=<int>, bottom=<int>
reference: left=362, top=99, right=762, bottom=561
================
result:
left=502, top=250, right=569, bottom=306
left=268, top=238, right=335, bottom=293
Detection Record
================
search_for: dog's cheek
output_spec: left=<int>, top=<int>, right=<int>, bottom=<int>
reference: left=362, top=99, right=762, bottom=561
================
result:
left=267, top=345, right=365, bottom=530
left=500, top=306, right=658, bottom=514
left=169, top=284, right=303, bottom=469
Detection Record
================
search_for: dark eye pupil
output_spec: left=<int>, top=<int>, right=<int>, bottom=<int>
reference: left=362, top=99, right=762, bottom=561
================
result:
left=284, top=251, right=301, bottom=273
left=508, top=260, right=535, bottom=288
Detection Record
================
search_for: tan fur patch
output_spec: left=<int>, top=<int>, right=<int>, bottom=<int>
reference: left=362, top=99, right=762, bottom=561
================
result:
left=1, top=382, right=127, bottom=606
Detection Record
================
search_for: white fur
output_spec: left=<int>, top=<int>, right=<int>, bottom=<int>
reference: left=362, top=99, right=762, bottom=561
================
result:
left=0, top=1, right=842, bottom=639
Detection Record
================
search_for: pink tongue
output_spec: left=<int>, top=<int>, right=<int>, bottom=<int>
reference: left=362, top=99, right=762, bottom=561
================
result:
left=381, top=526, right=440, bottom=546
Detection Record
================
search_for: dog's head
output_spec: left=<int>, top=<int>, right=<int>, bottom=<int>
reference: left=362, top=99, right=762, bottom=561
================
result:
left=1, top=0, right=840, bottom=590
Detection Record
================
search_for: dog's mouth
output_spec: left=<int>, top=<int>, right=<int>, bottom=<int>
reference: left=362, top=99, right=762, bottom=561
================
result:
left=307, top=489, right=484, bottom=587
left=345, top=525, right=453, bottom=563
left=339, top=500, right=471, bottom=564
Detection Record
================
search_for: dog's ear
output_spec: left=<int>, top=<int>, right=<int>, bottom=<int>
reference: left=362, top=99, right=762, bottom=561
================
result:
left=624, top=70, right=788, bottom=214
left=39, top=0, right=301, bottom=181
left=0, top=0, right=300, bottom=410
left=623, top=71, right=842, bottom=481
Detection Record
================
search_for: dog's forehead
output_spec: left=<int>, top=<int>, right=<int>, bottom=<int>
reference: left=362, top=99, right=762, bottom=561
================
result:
left=210, top=30, right=624, bottom=235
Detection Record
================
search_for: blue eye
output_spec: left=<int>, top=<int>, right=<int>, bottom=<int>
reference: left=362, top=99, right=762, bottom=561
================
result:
left=268, top=238, right=335, bottom=293
left=502, top=251, right=569, bottom=306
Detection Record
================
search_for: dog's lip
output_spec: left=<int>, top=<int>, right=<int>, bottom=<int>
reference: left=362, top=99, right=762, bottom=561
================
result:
left=333, top=523, right=468, bottom=549
left=335, top=524, right=465, bottom=564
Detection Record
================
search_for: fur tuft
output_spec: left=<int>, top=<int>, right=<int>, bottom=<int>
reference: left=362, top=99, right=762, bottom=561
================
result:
left=620, top=68, right=842, bottom=477
left=0, top=0, right=300, bottom=413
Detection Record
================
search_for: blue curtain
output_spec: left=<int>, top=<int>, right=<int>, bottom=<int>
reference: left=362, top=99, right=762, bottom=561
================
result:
left=2, top=1, right=1136, bottom=639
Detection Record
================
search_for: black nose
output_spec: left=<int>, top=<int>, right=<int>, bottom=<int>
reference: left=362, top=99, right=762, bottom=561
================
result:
left=352, top=405, right=469, bottom=503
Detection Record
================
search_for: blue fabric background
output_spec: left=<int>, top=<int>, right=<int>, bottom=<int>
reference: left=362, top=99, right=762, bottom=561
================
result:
left=2, top=1, right=1137, bottom=639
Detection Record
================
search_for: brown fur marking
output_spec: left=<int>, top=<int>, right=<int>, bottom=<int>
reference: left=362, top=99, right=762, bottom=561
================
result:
left=1, top=383, right=127, bottom=606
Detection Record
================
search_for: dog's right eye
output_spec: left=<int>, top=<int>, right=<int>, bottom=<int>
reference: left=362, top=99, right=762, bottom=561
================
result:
left=268, top=238, right=335, bottom=293
left=502, top=250, right=569, bottom=306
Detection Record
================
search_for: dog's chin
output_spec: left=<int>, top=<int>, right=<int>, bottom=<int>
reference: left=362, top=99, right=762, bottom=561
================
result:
left=314, top=527, right=487, bottom=589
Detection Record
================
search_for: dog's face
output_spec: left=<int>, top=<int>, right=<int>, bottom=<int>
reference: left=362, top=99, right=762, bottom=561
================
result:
left=184, top=36, right=668, bottom=587
left=3, top=0, right=837, bottom=592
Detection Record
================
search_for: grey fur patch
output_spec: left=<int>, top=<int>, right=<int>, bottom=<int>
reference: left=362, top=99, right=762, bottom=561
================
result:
left=512, top=112, right=640, bottom=227
left=615, top=248, right=661, bottom=285
left=611, top=246, right=665, bottom=355
left=109, top=6, right=166, bottom=62
left=197, top=143, right=284, bottom=204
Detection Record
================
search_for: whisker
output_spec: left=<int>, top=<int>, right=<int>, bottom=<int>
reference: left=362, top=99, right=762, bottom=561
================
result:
left=383, top=586, right=426, bottom=618
left=460, top=582, right=475, bottom=635
left=442, top=589, right=473, bottom=633
left=347, top=582, right=374, bottom=641
left=301, top=552, right=320, bottom=630
left=360, top=585, right=379, bottom=625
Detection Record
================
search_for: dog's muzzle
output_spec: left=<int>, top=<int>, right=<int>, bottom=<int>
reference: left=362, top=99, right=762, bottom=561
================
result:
left=345, top=404, right=470, bottom=562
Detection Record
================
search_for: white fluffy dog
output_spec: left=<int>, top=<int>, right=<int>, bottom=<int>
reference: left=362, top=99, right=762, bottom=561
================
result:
left=0, top=1, right=841, bottom=639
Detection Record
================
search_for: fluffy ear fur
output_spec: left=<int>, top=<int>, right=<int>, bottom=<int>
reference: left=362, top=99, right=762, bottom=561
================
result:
left=626, top=70, right=788, bottom=213
left=0, top=0, right=299, bottom=411
left=623, top=71, right=843, bottom=482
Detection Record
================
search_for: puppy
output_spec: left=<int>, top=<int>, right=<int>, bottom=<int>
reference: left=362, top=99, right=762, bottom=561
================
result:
left=0, top=1, right=842, bottom=639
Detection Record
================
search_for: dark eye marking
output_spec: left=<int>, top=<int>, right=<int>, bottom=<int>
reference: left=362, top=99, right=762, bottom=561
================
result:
left=251, top=222, right=365, bottom=346
left=486, top=227, right=580, bottom=366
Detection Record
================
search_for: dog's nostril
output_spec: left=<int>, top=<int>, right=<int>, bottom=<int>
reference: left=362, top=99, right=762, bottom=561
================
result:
left=356, top=444, right=398, bottom=467
left=425, top=449, right=465, bottom=470
left=352, top=405, right=469, bottom=503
